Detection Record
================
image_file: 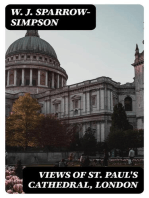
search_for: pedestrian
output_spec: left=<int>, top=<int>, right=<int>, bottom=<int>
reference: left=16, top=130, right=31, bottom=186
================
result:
left=69, top=153, right=73, bottom=162
left=103, top=149, right=109, bottom=167
left=128, top=148, right=135, bottom=165
left=80, top=154, right=86, bottom=167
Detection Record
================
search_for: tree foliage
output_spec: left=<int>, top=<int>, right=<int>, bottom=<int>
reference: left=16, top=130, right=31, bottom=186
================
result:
left=105, top=103, right=143, bottom=153
left=106, top=129, right=144, bottom=151
left=80, top=127, right=97, bottom=155
left=110, top=103, right=131, bottom=132
left=68, top=124, right=82, bottom=151
left=6, top=93, right=41, bottom=150
left=32, top=115, right=76, bottom=150
left=6, top=93, right=78, bottom=151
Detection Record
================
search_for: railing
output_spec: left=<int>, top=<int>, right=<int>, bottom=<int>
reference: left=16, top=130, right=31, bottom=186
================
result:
left=68, top=76, right=121, bottom=89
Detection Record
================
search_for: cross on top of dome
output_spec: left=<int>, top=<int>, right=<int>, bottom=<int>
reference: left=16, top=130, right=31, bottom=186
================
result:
left=25, top=30, right=40, bottom=37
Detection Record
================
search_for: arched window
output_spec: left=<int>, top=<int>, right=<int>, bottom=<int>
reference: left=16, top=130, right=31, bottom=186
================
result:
left=124, top=97, right=132, bottom=111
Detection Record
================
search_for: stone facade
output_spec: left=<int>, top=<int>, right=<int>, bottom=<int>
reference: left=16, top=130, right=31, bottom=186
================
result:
left=132, top=44, right=144, bottom=129
left=5, top=31, right=144, bottom=142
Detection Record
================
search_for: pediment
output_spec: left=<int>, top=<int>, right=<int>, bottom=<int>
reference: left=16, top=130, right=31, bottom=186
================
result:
left=53, top=99, right=61, bottom=104
left=71, top=95, right=81, bottom=100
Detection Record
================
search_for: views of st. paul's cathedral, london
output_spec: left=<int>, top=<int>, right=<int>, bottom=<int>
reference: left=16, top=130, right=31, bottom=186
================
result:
left=5, top=30, right=144, bottom=142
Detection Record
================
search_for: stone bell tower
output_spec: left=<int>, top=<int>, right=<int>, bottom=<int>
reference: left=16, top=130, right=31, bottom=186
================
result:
left=132, top=42, right=144, bottom=129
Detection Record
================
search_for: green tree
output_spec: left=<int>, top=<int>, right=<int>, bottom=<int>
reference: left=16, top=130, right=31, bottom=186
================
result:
left=68, top=124, right=82, bottom=151
left=106, top=130, right=126, bottom=151
left=80, top=127, right=97, bottom=155
left=106, top=129, right=144, bottom=156
left=110, top=103, right=131, bottom=132
left=105, top=103, right=132, bottom=156
left=6, top=93, right=41, bottom=150
left=32, top=115, right=77, bottom=151
left=123, top=129, right=144, bottom=149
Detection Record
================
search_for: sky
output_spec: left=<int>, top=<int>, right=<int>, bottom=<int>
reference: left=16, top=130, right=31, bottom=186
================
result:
left=5, top=4, right=144, bottom=86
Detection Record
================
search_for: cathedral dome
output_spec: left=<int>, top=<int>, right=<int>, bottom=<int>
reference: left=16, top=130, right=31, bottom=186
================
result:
left=6, top=30, right=57, bottom=59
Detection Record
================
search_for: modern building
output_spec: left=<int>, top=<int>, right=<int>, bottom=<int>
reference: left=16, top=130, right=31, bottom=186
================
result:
left=5, top=30, right=144, bottom=142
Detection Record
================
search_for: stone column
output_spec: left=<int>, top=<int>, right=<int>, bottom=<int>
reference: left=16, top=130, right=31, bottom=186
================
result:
left=111, top=91, right=113, bottom=111
left=83, top=92, right=86, bottom=114
left=100, top=89, right=104, bottom=109
left=14, top=69, right=17, bottom=86
left=38, top=70, right=40, bottom=86
left=57, top=74, right=59, bottom=88
left=104, top=85, right=107, bottom=110
left=86, top=91, right=90, bottom=114
left=44, top=100, right=47, bottom=115
left=105, top=119, right=108, bottom=139
left=101, top=122, right=105, bottom=142
left=65, top=96, right=68, bottom=117
left=61, top=96, right=65, bottom=117
left=29, top=69, right=32, bottom=86
left=46, top=100, right=50, bottom=114
left=52, top=72, right=54, bottom=88
left=83, top=123, right=86, bottom=136
left=97, top=122, right=100, bottom=142
left=70, top=99, right=73, bottom=117
left=46, top=71, right=48, bottom=87
left=107, top=89, right=110, bottom=110
left=21, top=69, right=25, bottom=86
left=51, top=100, right=54, bottom=114
left=97, top=89, right=100, bottom=111
left=78, top=99, right=81, bottom=115
left=7, top=70, right=9, bottom=86
left=62, top=76, right=63, bottom=87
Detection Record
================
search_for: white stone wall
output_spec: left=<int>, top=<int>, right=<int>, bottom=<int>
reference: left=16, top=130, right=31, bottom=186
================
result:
left=137, top=118, right=143, bottom=130
left=100, top=89, right=104, bottom=109
left=6, top=78, right=139, bottom=142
